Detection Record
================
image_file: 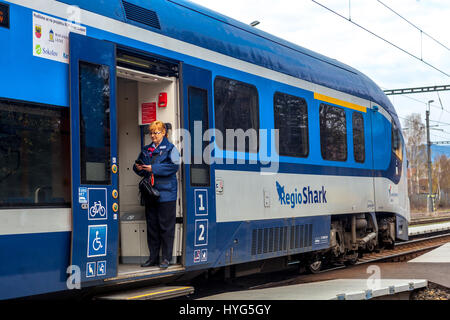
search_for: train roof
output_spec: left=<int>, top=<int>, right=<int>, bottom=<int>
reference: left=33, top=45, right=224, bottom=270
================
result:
left=56, top=0, right=399, bottom=126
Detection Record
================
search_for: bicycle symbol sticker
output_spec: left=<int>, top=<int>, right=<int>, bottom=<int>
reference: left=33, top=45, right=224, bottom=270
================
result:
left=89, top=201, right=106, bottom=217
left=87, top=225, right=107, bottom=258
left=88, top=188, right=107, bottom=220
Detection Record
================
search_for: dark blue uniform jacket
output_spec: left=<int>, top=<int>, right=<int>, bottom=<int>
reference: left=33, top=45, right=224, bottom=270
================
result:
left=133, top=137, right=180, bottom=202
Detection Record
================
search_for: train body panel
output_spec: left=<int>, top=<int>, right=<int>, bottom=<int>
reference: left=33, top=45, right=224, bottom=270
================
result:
left=215, top=170, right=375, bottom=222
left=0, top=231, right=71, bottom=299
left=213, top=216, right=331, bottom=267
left=0, top=0, right=409, bottom=299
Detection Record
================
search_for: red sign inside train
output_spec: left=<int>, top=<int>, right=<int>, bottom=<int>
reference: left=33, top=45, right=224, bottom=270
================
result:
left=141, top=102, right=156, bottom=124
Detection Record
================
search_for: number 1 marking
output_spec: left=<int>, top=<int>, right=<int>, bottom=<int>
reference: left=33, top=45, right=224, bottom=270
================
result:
left=198, top=194, right=205, bottom=211
left=194, top=190, right=208, bottom=216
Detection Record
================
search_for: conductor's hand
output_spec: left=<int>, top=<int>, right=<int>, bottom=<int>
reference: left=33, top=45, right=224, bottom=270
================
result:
left=141, top=165, right=152, bottom=172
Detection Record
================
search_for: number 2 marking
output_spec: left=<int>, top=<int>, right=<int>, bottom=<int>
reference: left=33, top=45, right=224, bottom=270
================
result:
left=198, top=224, right=205, bottom=241
left=194, top=220, right=208, bottom=246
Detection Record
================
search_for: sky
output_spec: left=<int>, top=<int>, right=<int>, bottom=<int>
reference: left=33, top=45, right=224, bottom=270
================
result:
left=189, top=0, right=450, bottom=144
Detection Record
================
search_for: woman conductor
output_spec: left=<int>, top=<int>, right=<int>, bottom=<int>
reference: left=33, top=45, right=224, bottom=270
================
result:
left=133, top=120, right=180, bottom=269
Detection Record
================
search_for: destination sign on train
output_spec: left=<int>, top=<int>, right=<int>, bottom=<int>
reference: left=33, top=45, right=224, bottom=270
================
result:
left=0, top=3, right=9, bottom=29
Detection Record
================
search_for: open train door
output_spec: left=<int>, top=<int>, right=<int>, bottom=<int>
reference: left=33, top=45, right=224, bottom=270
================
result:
left=69, top=33, right=119, bottom=283
left=181, top=64, right=216, bottom=268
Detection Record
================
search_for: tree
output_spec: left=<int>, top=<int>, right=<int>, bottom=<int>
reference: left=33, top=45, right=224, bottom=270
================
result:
left=433, top=154, right=450, bottom=208
left=402, top=114, right=427, bottom=196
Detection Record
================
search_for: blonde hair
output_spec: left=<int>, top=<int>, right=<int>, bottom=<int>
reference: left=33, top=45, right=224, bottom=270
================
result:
left=149, top=120, right=166, bottom=135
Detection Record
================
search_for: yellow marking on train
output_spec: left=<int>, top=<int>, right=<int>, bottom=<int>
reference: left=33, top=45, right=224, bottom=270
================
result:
left=314, top=92, right=367, bottom=113
left=127, top=286, right=193, bottom=300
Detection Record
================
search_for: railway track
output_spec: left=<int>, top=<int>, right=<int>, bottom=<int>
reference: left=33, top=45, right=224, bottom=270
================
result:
left=356, top=233, right=450, bottom=264
left=410, top=215, right=450, bottom=226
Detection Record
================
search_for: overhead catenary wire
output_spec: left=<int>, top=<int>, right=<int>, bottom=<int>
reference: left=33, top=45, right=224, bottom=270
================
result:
left=376, top=0, right=450, bottom=53
left=429, top=119, right=450, bottom=127
left=398, top=115, right=450, bottom=141
left=400, top=116, right=450, bottom=141
left=311, top=0, right=450, bottom=78
left=397, top=116, right=447, bottom=130
left=436, top=91, right=444, bottom=123
left=311, top=1, right=450, bottom=141
left=390, top=94, right=450, bottom=115
left=430, top=132, right=450, bottom=141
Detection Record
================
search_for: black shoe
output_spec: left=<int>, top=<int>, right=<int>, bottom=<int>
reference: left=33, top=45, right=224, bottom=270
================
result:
left=159, top=259, right=170, bottom=269
left=141, top=259, right=157, bottom=267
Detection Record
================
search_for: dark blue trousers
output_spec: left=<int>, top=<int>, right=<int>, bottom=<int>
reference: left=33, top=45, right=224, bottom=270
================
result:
left=145, top=200, right=176, bottom=263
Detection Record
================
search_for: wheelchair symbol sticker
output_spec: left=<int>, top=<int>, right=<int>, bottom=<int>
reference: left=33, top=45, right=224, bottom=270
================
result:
left=87, top=225, right=107, bottom=258
left=88, top=188, right=107, bottom=220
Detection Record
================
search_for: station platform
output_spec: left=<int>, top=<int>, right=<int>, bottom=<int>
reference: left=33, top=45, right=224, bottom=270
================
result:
left=408, top=221, right=450, bottom=236
left=409, top=242, right=450, bottom=263
left=198, top=279, right=427, bottom=300
left=200, top=236, right=450, bottom=300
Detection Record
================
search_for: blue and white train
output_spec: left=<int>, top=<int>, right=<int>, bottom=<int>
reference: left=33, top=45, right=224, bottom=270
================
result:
left=0, top=0, right=409, bottom=299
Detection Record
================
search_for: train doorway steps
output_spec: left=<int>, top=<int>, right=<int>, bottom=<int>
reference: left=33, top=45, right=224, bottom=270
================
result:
left=105, top=264, right=185, bottom=281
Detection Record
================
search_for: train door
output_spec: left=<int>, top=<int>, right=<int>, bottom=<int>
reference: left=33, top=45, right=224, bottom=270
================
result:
left=69, top=33, right=119, bottom=283
left=370, top=104, right=391, bottom=212
left=181, top=64, right=216, bottom=268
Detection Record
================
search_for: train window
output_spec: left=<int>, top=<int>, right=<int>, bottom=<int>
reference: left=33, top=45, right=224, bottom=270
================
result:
left=0, top=99, right=70, bottom=208
left=319, top=103, right=347, bottom=161
left=392, top=121, right=403, bottom=161
left=352, top=112, right=365, bottom=163
left=0, top=3, right=9, bottom=29
left=273, top=92, right=309, bottom=157
left=214, top=77, right=259, bottom=153
left=79, top=61, right=111, bottom=185
left=188, top=86, right=210, bottom=186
